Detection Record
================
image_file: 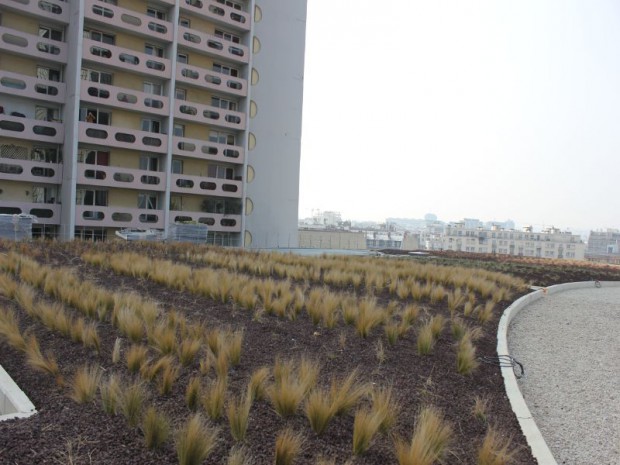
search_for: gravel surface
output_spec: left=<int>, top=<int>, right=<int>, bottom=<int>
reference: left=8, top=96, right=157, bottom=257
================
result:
left=508, top=286, right=620, bottom=465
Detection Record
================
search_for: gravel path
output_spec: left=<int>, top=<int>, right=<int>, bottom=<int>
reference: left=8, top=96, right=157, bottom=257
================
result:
left=508, top=286, right=620, bottom=465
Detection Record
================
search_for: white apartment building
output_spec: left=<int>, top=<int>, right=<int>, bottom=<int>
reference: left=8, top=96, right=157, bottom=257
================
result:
left=433, top=222, right=585, bottom=260
left=0, top=0, right=307, bottom=247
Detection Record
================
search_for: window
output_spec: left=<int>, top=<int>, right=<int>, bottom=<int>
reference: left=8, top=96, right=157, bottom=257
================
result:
left=31, top=146, right=59, bottom=163
left=145, top=43, right=164, bottom=58
left=177, top=53, right=189, bottom=64
left=138, top=192, right=158, bottom=209
left=32, top=186, right=57, bottom=204
left=211, top=96, right=237, bottom=111
left=209, top=131, right=235, bottom=145
left=170, top=195, right=182, bottom=210
left=216, top=0, right=243, bottom=10
left=179, top=17, right=191, bottom=27
left=146, top=6, right=166, bottom=20
left=141, top=119, right=162, bottom=133
left=207, top=164, right=234, bottom=179
left=80, top=108, right=111, bottom=125
left=92, top=5, right=113, bottom=18
left=35, top=106, right=60, bottom=122
left=139, top=155, right=159, bottom=172
left=143, top=81, right=162, bottom=95
left=173, top=124, right=185, bottom=137
left=214, top=29, right=240, bottom=44
left=77, top=189, right=108, bottom=206
left=84, top=29, right=115, bottom=45
left=37, top=66, right=61, bottom=82
left=171, top=159, right=183, bottom=174
left=213, top=62, right=239, bottom=77
left=39, top=25, right=63, bottom=41
left=175, top=88, right=187, bottom=100
left=78, top=149, right=109, bottom=165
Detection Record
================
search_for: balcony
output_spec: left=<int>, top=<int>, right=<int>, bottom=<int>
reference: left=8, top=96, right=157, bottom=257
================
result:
left=0, top=158, right=62, bottom=184
left=170, top=210, right=241, bottom=232
left=180, top=0, right=250, bottom=32
left=77, top=163, right=166, bottom=191
left=0, top=115, right=64, bottom=144
left=175, top=100, right=246, bottom=130
left=176, top=63, right=246, bottom=97
left=83, top=0, right=173, bottom=43
left=171, top=173, right=242, bottom=198
left=0, top=26, right=67, bottom=63
left=80, top=81, right=169, bottom=116
left=0, top=70, right=66, bottom=104
left=2, top=0, right=69, bottom=24
left=172, top=135, right=244, bottom=164
left=177, top=26, right=248, bottom=64
left=82, top=38, right=171, bottom=79
left=79, top=122, right=168, bottom=154
left=0, top=200, right=60, bottom=225
left=75, top=205, right=165, bottom=229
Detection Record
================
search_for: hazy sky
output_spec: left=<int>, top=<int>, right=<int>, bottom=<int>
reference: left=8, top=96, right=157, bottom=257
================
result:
left=298, top=1, right=620, bottom=231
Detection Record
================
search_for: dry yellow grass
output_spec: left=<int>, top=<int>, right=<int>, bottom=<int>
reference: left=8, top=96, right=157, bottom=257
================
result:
left=395, top=406, right=452, bottom=465
left=274, top=428, right=304, bottom=465
left=176, top=414, right=219, bottom=465
left=477, top=427, right=517, bottom=465
left=70, top=364, right=102, bottom=403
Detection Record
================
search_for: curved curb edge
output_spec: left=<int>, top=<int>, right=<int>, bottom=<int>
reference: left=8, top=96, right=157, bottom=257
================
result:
left=497, top=280, right=620, bottom=465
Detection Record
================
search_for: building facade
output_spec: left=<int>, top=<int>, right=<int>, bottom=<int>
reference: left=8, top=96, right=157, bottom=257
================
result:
left=586, top=229, right=620, bottom=264
left=434, top=222, right=585, bottom=260
left=0, top=0, right=307, bottom=247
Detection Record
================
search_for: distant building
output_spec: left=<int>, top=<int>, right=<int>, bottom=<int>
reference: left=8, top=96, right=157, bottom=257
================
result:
left=366, top=231, right=419, bottom=250
left=586, top=229, right=620, bottom=263
left=434, top=222, right=585, bottom=260
left=298, top=229, right=366, bottom=250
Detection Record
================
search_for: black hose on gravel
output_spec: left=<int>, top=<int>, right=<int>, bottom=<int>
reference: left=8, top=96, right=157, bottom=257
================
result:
left=479, top=355, right=525, bottom=379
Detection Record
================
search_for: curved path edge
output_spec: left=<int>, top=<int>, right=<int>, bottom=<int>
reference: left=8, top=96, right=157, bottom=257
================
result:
left=497, top=280, right=620, bottom=465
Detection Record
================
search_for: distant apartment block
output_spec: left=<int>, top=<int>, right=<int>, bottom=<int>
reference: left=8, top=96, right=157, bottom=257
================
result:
left=432, top=222, right=585, bottom=260
left=586, top=229, right=620, bottom=263
left=0, top=0, right=307, bottom=247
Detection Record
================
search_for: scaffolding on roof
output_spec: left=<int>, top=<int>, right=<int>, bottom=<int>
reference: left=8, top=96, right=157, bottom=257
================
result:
left=0, top=214, right=36, bottom=241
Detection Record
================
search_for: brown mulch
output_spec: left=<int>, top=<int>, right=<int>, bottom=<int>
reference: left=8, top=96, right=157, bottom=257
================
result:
left=2, top=241, right=604, bottom=465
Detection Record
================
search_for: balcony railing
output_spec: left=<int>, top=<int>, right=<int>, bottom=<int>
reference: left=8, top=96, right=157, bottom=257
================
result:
left=0, top=158, right=62, bottom=184
left=84, top=0, right=173, bottom=43
left=79, top=122, right=168, bottom=154
left=2, top=0, right=69, bottom=24
left=180, top=0, right=250, bottom=32
left=0, top=114, right=64, bottom=144
left=0, top=200, right=61, bottom=225
left=0, top=26, right=67, bottom=63
left=82, top=38, right=171, bottom=79
left=172, top=135, right=244, bottom=164
left=176, top=63, right=246, bottom=97
left=75, top=205, right=165, bottom=228
left=0, top=70, right=66, bottom=104
left=77, top=163, right=166, bottom=191
left=171, top=173, right=242, bottom=198
left=170, top=209, right=241, bottom=232
left=177, top=26, right=248, bottom=64
left=175, top=100, right=246, bottom=130
left=80, top=81, right=169, bottom=116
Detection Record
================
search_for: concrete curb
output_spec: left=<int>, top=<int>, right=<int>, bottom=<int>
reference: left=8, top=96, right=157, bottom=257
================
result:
left=497, top=280, right=620, bottom=465
left=0, top=363, right=36, bottom=422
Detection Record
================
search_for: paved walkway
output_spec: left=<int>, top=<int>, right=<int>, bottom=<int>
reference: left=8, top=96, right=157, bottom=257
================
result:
left=508, top=286, right=620, bottom=465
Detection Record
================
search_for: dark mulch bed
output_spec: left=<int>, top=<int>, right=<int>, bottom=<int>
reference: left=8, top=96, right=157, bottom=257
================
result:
left=2, top=241, right=604, bottom=465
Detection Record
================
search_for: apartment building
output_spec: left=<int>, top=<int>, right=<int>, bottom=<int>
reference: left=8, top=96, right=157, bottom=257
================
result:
left=435, top=222, right=585, bottom=260
left=0, top=0, right=307, bottom=247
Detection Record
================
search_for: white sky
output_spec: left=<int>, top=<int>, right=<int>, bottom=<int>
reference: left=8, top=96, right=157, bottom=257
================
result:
left=298, top=0, right=620, bottom=231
